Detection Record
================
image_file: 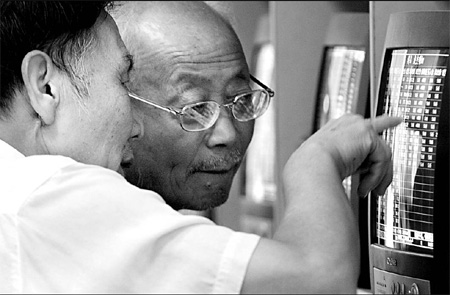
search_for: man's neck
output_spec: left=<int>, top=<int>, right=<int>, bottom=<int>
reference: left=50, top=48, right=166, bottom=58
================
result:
left=0, top=97, right=45, bottom=157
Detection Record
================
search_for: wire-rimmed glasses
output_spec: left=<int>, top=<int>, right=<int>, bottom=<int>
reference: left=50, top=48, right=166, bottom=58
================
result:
left=128, top=75, right=275, bottom=132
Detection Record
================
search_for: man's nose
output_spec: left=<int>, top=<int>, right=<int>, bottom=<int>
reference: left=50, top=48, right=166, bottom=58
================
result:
left=206, top=108, right=238, bottom=147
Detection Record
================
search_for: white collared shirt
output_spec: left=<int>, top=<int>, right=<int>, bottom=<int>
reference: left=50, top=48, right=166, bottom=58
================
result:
left=0, top=139, right=260, bottom=293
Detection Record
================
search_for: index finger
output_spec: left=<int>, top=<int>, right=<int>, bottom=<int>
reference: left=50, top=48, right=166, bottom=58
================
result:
left=370, top=115, right=403, bottom=133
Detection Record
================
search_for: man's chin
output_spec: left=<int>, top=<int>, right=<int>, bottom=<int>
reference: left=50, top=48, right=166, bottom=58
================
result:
left=169, top=188, right=230, bottom=211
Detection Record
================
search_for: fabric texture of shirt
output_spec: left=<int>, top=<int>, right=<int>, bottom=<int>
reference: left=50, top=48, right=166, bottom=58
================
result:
left=0, top=139, right=260, bottom=293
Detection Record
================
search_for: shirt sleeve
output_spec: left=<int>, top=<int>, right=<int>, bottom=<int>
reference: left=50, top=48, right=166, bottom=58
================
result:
left=18, top=161, right=260, bottom=293
left=213, top=230, right=260, bottom=293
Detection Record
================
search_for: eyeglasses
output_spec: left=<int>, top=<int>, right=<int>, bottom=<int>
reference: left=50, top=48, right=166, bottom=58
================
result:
left=128, top=75, right=275, bottom=132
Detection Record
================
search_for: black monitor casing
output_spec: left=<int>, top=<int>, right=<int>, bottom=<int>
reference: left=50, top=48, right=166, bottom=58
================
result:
left=370, top=10, right=449, bottom=294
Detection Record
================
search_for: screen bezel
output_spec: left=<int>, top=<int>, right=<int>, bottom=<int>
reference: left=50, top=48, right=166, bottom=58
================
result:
left=372, top=47, right=449, bottom=255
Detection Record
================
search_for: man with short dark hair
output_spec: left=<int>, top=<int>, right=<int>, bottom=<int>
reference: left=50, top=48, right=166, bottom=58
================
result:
left=0, top=1, right=143, bottom=291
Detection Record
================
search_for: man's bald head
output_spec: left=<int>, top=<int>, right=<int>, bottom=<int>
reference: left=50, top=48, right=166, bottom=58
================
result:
left=111, top=1, right=239, bottom=54
left=110, top=1, right=245, bottom=91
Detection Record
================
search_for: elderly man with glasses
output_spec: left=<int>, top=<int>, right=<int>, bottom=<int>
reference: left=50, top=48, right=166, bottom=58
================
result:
left=109, top=1, right=402, bottom=293
left=112, top=1, right=273, bottom=211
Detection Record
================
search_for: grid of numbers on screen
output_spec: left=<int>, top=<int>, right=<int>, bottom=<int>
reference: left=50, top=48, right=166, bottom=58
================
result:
left=376, top=49, right=448, bottom=251
left=337, top=48, right=365, bottom=115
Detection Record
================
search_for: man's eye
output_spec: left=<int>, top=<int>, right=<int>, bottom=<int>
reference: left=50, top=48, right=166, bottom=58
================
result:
left=179, top=92, right=207, bottom=105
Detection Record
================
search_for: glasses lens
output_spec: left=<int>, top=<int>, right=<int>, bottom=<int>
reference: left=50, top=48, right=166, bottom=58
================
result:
left=181, top=101, right=220, bottom=131
left=233, top=90, right=270, bottom=121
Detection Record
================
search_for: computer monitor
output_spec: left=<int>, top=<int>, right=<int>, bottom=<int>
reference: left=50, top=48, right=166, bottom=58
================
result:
left=370, top=10, right=449, bottom=294
left=313, top=13, right=370, bottom=132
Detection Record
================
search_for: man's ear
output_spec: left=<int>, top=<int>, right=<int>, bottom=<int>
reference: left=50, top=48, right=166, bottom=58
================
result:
left=21, top=50, right=59, bottom=125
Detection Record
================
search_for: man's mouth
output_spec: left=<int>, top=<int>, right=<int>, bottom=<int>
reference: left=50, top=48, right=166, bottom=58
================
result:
left=192, top=158, right=240, bottom=174
left=120, top=161, right=132, bottom=169
left=190, top=150, right=243, bottom=175
left=198, top=165, right=235, bottom=174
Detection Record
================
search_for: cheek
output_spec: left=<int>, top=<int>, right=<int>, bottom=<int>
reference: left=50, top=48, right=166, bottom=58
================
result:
left=238, top=122, right=255, bottom=148
left=115, top=95, right=135, bottom=130
left=142, top=127, right=202, bottom=166
left=96, top=106, right=133, bottom=151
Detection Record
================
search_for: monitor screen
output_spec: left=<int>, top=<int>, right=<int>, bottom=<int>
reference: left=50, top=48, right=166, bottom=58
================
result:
left=315, top=46, right=366, bottom=131
left=374, top=48, right=449, bottom=255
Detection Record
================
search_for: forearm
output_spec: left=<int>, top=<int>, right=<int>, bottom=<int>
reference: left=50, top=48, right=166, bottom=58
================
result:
left=241, top=115, right=401, bottom=294
left=273, top=141, right=360, bottom=292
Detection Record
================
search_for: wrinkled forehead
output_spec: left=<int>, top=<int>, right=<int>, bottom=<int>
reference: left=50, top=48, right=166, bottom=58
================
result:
left=117, top=1, right=247, bottom=89
left=131, top=1, right=242, bottom=54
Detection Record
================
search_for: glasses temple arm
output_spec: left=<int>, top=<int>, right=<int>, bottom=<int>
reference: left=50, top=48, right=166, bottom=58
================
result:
left=250, top=74, right=275, bottom=97
left=128, top=92, right=178, bottom=115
